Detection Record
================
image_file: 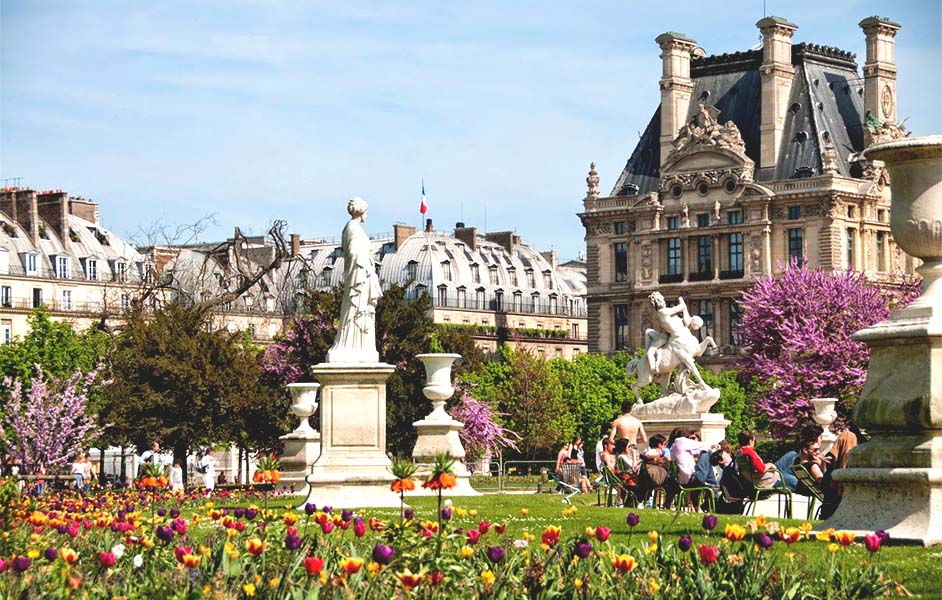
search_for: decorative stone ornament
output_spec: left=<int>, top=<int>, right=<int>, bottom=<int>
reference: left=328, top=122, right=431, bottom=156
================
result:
left=586, top=162, right=600, bottom=199
left=276, top=382, right=322, bottom=497
left=286, top=383, right=320, bottom=436
left=810, top=398, right=838, bottom=454
left=823, top=135, right=942, bottom=545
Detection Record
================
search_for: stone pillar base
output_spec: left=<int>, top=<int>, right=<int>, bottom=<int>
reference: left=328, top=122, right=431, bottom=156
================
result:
left=275, top=431, right=320, bottom=498
left=411, top=410, right=479, bottom=496
left=299, top=362, right=402, bottom=509
left=639, top=413, right=730, bottom=446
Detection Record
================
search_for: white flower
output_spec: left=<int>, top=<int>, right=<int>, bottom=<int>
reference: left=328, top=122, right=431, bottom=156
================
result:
left=111, top=544, right=126, bottom=559
left=513, top=539, right=529, bottom=549
left=132, top=554, right=143, bottom=569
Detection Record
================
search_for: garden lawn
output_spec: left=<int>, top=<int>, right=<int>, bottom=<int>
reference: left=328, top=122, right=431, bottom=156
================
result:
left=256, top=491, right=942, bottom=598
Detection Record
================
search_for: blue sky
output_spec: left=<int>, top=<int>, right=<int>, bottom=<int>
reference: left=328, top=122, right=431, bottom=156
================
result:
left=2, top=1, right=940, bottom=260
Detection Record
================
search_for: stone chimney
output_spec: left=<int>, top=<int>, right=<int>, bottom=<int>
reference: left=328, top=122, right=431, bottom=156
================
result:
left=425, top=218, right=433, bottom=233
left=290, top=233, right=301, bottom=256
left=757, top=16, right=798, bottom=169
left=393, top=223, right=416, bottom=249
left=37, top=191, right=69, bottom=244
left=540, top=250, right=557, bottom=269
left=67, top=197, right=99, bottom=224
left=11, top=189, right=41, bottom=245
left=485, top=231, right=515, bottom=254
left=655, top=32, right=697, bottom=169
left=454, top=222, right=477, bottom=251
left=860, top=16, right=901, bottom=144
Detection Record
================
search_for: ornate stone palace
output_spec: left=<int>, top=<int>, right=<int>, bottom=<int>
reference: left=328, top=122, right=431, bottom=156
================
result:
left=579, top=16, right=919, bottom=362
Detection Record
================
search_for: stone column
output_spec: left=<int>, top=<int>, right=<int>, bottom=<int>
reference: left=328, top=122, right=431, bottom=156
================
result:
left=757, top=17, right=797, bottom=169
left=655, top=32, right=697, bottom=169
left=860, top=16, right=901, bottom=146
left=823, top=136, right=942, bottom=545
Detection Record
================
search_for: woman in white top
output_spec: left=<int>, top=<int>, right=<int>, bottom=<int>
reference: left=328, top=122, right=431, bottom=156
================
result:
left=71, top=455, right=85, bottom=491
left=197, top=452, right=216, bottom=496
left=169, top=462, right=184, bottom=492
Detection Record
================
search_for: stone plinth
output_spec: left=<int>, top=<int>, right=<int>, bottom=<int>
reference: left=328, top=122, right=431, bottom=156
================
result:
left=300, top=363, right=402, bottom=508
left=277, top=383, right=321, bottom=497
left=639, top=412, right=730, bottom=446
left=411, top=410, right=479, bottom=496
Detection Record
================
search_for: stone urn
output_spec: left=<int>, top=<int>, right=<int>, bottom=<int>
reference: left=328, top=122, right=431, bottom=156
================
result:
left=823, top=135, right=942, bottom=545
left=286, top=382, right=320, bottom=437
left=810, top=398, right=838, bottom=452
left=416, top=353, right=462, bottom=421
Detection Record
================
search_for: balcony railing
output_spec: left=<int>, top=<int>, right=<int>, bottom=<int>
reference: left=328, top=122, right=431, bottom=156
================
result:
left=427, top=292, right=587, bottom=318
left=440, top=322, right=588, bottom=342
left=719, top=269, right=744, bottom=280
left=0, top=263, right=140, bottom=283
left=688, top=271, right=713, bottom=282
left=658, top=273, right=683, bottom=284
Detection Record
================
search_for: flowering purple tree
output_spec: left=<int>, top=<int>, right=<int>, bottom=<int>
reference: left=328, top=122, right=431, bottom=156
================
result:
left=737, top=259, right=919, bottom=440
left=2, top=366, right=104, bottom=473
left=260, top=311, right=336, bottom=385
left=450, top=382, right=519, bottom=462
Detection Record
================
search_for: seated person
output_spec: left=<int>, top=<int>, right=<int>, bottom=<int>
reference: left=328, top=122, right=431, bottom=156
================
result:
left=613, top=438, right=642, bottom=503
left=735, top=430, right=798, bottom=490
left=711, top=442, right=746, bottom=513
left=599, top=438, right=617, bottom=472
left=668, top=427, right=716, bottom=487
left=643, top=434, right=671, bottom=465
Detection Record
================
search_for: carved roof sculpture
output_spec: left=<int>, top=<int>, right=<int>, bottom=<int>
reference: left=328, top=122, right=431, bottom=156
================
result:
left=669, top=104, right=747, bottom=157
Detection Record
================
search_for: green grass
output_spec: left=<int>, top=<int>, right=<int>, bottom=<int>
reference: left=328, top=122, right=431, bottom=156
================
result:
left=246, top=491, right=942, bottom=598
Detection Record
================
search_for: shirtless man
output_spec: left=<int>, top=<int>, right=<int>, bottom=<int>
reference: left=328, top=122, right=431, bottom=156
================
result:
left=610, top=400, right=647, bottom=446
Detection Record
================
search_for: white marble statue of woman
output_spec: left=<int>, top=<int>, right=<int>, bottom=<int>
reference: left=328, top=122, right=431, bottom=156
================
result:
left=327, top=197, right=383, bottom=363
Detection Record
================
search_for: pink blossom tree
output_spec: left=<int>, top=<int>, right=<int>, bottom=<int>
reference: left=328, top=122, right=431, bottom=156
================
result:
left=2, top=366, right=104, bottom=473
left=450, top=382, right=519, bottom=464
left=737, top=259, right=919, bottom=440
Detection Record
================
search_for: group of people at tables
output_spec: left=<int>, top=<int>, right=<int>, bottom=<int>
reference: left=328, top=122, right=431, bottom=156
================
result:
left=555, top=400, right=860, bottom=517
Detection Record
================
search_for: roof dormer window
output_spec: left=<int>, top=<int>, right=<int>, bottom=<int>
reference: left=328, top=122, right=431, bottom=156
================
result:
left=85, top=258, right=98, bottom=281
left=55, top=255, right=70, bottom=279
left=22, top=252, right=38, bottom=276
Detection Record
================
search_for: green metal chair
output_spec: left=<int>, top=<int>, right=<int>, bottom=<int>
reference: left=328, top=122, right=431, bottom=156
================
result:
left=791, top=463, right=825, bottom=520
left=602, top=465, right=639, bottom=508
left=668, top=460, right=716, bottom=513
left=736, top=453, right=793, bottom=519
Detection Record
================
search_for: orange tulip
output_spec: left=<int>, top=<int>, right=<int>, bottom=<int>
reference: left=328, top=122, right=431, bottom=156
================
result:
left=340, top=557, right=364, bottom=575
left=399, top=569, right=424, bottom=590
left=834, top=531, right=855, bottom=546
left=611, top=553, right=637, bottom=574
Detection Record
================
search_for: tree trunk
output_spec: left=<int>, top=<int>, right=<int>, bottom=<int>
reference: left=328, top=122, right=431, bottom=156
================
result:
left=173, top=443, right=188, bottom=487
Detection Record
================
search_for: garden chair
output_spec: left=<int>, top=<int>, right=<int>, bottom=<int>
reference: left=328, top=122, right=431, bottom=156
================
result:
left=601, top=465, right=640, bottom=507
left=791, top=463, right=825, bottom=520
left=735, top=454, right=793, bottom=519
left=668, top=461, right=716, bottom=513
left=548, top=463, right=581, bottom=504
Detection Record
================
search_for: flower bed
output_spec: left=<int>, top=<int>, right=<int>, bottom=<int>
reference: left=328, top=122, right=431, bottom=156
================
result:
left=0, top=477, right=906, bottom=599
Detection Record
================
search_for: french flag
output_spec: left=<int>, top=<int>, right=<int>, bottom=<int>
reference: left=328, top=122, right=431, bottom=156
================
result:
left=420, top=181, right=428, bottom=215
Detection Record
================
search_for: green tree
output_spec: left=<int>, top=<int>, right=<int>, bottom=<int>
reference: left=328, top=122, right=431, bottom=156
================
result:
left=550, top=352, right=635, bottom=445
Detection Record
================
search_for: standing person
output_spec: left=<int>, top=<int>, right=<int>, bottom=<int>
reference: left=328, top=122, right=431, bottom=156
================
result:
left=169, top=462, right=184, bottom=492
left=569, top=437, right=591, bottom=494
left=83, top=453, right=95, bottom=493
left=71, top=454, right=85, bottom=492
left=554, top=442, right=571, bottom=477
left=197, top=451, right=216, bottom=497
left=594, top=426, right=608, bottom=473
left=610, top=400, right=647, bottom=447
left=140, top=441, right=160, bottom=467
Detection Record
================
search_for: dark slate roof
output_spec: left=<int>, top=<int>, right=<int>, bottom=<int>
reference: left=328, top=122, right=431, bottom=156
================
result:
left=611, top=43, right=865, bottom=196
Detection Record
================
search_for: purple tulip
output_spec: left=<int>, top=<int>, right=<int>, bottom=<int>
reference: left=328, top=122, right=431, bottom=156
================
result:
left=626, top=512, right=640, bottom=527
left=304, top=503, right=317, bottom=516
left=404, top=508, right=415, bottom=520
left=876, top=529, right=891, bottom=544
left=56, top=524, right=68, bottom=535
left=372, top=543, right=395, bottom=565
left=756, top=533, right=774, bottom=549
left=701, top=515, right=718, bottom=531
left=157, top=508, right=167, bottom=517
left=170, top=508, right=181, bottom=518
left=245, top=508, right=258, bottom=521
left=44, top=547, right=58, bottom=562
left=573, top=539, right=592, bottom=559
left=156, top=526, right=174, bottom=543
left=441, top=507, right=452, bottom=521
left=341, top=509, right=353, bottom=522
left=678, top=536, right=692, bottom=552
left=284, top=534, right=302, bottom=551
left=323, top=506, right=333, bottom=514
left=12, top=556, right=31, bottom=572
left=486, top=546, right=506, bottom=563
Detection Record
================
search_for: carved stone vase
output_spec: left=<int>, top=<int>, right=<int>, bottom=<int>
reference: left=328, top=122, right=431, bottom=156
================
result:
left=286, top=383, right=320, bottom=436
left=277, top=383, right=321, bottom=497
left=823, top=135, right=942, bottom=545
left=810, top=398, right=838, bottom=454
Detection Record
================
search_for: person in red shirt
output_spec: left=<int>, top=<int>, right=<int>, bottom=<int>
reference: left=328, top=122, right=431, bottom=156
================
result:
left=735, top=430, right=781, bottom=488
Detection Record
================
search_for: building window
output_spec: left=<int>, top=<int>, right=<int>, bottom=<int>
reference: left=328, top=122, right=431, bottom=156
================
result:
left=728, top=210, right=742, bottom=225
left=0, top=286, right=10, bottom=307
left=847, top=205, right=855, bottom=218
left=441, top=261, right=452, bottom=281
left=667, top=238, right=682, bottom=275
left=457, top=287, right=466, bottom=308
left=86, top=259, right=98, bottom=281
left=508, top=268, right=518, bottom=286
left=556, top=348, right=563, bottom=358
left=32, top=288, right=43, bottom=308
left=471, top=263, right=480, bottom=284
left=878, top=209, right=886, bottom=222
left=1, top=320, right=11, bottom=345
left=729, top=301, right=744, bottom=346
left=489, top=266, right=499, bottom=285
left=697, top=214, right=710, bottom=228
left=614, top=304, right=630, bottom=351
left=61, top=290, right=73, bottom=310
left=846, top=228, right=856, bottom=268
left=531, top=293, right=540, bottom=313
left=114, top=261, right=128, bottom=282
left=56, top=256, right=70, bottom=279
left=120, top=294, right=130, bottom=311
left=318, top=268, right=332, bottom=288
left=696, top=300, right=714, bottom=339
left=494, top=290, right=504, bottom=312
left=549, top=295, right=558, bottom=314
left=728, top=233, right=743, bottom=272
left=787, top=205, right=801, bottom=220
left=26, top=254, right=37, bottom=275
left=614, top=221, right=626, bottom=235
left=614, top=242, right=628, bottom=282
left=525, top=269, right=535, bottom=288
left=787, top=228, right=804, bottom=263
left=876, top=231, right=885, bottom=271
left=667, top=216, right=679, bottom=231
left=476, top=289, right=486, bottom=309
left=512, top=291, right=522, bottom=311
left=406, top=261, right=418, bottom=280
left=572, top=323, right=579, bottom=338
left=697, top=236, right=712, bottom=274
left=543, top=271, right=552, bottom=288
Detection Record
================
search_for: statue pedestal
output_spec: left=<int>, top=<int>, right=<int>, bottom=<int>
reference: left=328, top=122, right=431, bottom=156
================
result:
left=410, top=409, right=479, bottom=496
left=276, top=429, right=320, bottom=497
left=300, top=363, right=403, bottom=508
left=639, top=413, right=730, bottom=446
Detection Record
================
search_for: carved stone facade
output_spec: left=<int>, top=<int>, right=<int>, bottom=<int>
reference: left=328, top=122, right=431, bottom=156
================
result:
left=579, top=16, right=920, bottom=365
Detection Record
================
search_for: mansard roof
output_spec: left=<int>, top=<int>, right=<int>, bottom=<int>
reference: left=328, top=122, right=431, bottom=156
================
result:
left=611, top=43, right=866, bottom=196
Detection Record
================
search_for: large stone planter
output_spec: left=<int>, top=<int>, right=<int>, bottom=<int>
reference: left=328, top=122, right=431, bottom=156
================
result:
left=823, top=136, right=942, bottom=545
left=277, top=383, right=321, bottom=496
left=410, top=353, right=478, bottom=496
left=811, top=398, right=838, bottom=454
